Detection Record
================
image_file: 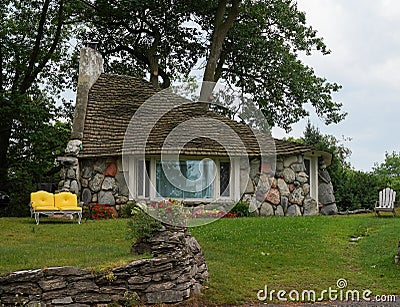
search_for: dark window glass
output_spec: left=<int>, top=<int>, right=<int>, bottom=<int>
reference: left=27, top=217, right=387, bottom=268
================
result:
left=137, top=160, right=150, bottom=198
left=304, top=158, right=311, bottom=185
left=220, top=161, right=230, bottom=197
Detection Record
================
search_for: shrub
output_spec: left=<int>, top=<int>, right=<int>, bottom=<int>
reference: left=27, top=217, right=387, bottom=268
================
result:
left=83, top=204, right=116, bottom=220
left=230, top=200, right=255, bottom=217
left=127, top=203, right=162, bottom=243
left=120, top=200, right=137, bottom=218
left=148, top=199, right=188, bottom=226
left=192, top=209, right=227, bottom=218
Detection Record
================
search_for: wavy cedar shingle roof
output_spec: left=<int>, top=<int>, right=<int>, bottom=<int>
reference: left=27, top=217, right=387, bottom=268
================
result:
left=80, top=73, right=322, bottom=160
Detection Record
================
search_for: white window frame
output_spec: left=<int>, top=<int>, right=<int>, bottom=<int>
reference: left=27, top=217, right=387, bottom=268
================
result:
left=129, top=155, right=239, bottom=202
left=304, top=155, right=318, bottom=203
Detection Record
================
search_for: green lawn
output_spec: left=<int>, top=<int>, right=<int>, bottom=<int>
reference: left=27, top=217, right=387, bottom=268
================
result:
left=191, top=214, right=400, bottom=304
left=0, top=214, right=399, bottom=305
left=0, top=218, right=139, bottom=274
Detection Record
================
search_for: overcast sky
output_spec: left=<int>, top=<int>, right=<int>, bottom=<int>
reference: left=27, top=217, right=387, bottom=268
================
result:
left=272, top=0, right=400, bottom=171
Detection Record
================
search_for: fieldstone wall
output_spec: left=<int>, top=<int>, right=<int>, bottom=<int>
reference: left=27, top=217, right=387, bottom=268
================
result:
left=0, top=228, right=208, bottom=306
left=57, top=145, right=337, bottom=216
left=318, top=159, right=338, bottom=215
left=79, top=157, right=129, bottom=211
left=243, top=154, right=337, bottom=216
left=57, top=141, right=129, bottom=214
left=57, top=140, right=82, bottom=196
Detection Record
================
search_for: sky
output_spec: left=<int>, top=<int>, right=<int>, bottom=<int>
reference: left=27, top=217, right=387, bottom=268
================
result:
left=271, top=0, right=400, bottom=171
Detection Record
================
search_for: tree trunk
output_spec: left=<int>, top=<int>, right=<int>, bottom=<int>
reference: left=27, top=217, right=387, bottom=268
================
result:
left=200, top=0, right=240, bottom=103
left=0, top=120, right=12, bottom=191
left=149, top=55, right=159, bottom=88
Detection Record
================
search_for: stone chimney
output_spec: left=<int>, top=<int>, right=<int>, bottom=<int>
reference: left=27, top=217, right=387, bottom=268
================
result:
left=57, top=45, right=103, bottom=196
left=70, top=44, right=104, bottom=140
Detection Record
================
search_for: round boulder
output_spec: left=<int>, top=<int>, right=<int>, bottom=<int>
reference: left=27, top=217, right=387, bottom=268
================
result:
left=98, top=190, right=115, bottom=206
left=89, top=173, right=105, bottom=193
left=318, top=183, right=336, bottom=205
left=260, top=202, right=274, bottom=216
left=283, top=168, right=296, bottom=183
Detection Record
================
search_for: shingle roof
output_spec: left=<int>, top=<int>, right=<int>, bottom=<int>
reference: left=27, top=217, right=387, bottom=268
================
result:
left=80, top=74, right=324, bottom=160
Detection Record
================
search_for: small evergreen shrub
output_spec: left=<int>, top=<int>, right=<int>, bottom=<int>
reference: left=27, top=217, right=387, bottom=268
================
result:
left=127, top=203, right=162, bottom=243
left=120, top=200, right=137, bottom=218
left=230, top=200, right=255, bottom=217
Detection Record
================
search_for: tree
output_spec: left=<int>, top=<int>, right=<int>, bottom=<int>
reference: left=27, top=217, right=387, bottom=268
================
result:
left=7, top=98, right=72, bottom=216
left=297, top=121, right=383, bottom=210
left=208, top=0, right=345, bottom=130
left=0, top=0, right=80, bottom=192
left=373, top=151, right=400, bottom=178
left=77, top=0, right=206, bottom=88
left=372, top=151, right=400, bottom=192
left=301, top=120, right=352, bottom=168
left=80, top=0, right=346, bottom=130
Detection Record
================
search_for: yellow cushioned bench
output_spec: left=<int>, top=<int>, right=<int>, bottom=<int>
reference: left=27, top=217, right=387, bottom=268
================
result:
left=30, top=191, right=82, bottom=225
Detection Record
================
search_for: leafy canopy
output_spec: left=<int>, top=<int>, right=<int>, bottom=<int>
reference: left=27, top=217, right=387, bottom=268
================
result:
left=0, top=0, right=80, bottom=211
left=78, top=0, right=346, bottom=131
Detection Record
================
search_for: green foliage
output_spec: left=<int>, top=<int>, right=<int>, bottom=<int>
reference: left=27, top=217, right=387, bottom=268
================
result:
left=2, top=216, right=400, bottom=303
left=6, top=99, right=72, bottom=216
left=294, top=121, right=380, bottom=211
left=372, top=151, right=400, bottom=192
left=119, top=200, right=138, bottom=218
left=218, top=0, right=346, bottom=131
left=296, top=122, right=400, bottom=210
left=81, top=0, right=345, bottom=129
left=126, top=204, right=162, bottom=243
left=230, top=200, right=255, bottom=217
left=0, top=0, right=79, bottom=203
left=147, top=199, right=189, bottom=227
left=334, top=168, right=381, bottom=211
left=301, top=121, right=352, bottom=168
left=122, top=291, right=141, bottom=306
left=78, top=0, right=205, bottom=88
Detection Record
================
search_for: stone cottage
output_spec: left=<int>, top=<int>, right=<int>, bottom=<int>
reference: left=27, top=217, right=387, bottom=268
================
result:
left=58, top=46, right=337, bottom=217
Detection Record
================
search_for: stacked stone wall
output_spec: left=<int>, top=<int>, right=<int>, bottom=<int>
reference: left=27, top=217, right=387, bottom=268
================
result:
left=79, top=158, right=129, bottom=212
left=242, top=155, right=337, bottom=216
left=0, top=229, right=208, bottom=306
left=57, top=145, right=337, bottom=216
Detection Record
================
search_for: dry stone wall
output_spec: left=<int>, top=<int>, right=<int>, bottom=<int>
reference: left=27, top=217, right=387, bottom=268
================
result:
left=0, top=228, right=208, bottom=306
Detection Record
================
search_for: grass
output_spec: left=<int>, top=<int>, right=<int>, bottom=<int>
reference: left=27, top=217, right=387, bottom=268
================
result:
left=0, top=213, right=399, bottom=305
left=0, top=218, right=140, bottom=274
left=190, top=214, right=400, bottom=304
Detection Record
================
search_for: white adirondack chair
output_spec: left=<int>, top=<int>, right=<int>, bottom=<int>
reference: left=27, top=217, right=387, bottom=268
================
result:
left=375, top=188, right=396, bottom=216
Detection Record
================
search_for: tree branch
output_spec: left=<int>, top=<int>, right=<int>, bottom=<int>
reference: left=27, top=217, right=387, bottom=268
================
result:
left=104, top=45, right=170, bottom=88
left=22, top=0, right=65, bottom=93
left=20, top=0, right=50, bottom=92
left=203, top=0, right=240, bottom=83
left=201, top=0, right=240, bottom=102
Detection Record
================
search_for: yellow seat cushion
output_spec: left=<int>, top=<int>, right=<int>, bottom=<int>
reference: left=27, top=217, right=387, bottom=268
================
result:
left=31, top=191, right=56, bottom=210
left=54, top=192, right=81, bottom=211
